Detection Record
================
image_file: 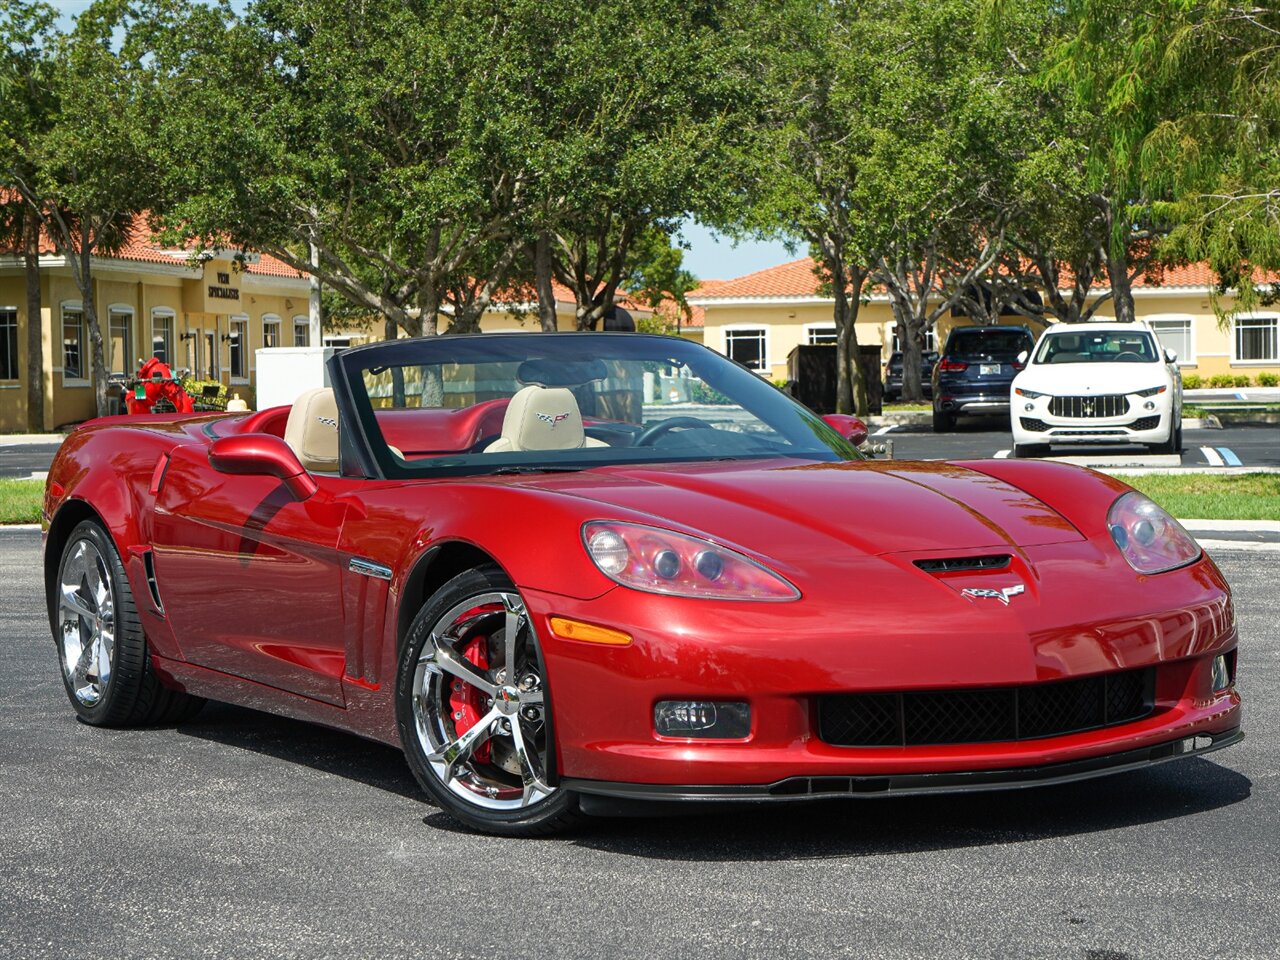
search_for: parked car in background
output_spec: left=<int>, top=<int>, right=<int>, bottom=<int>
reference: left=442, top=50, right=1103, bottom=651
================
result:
left=1010, top=321, right=1183, bottom=458
left=932, top=326, right=1036, bottom=431
left=883, top=351, right=939, bottom=401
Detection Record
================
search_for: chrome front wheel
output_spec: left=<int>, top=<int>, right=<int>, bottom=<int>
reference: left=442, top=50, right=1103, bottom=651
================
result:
left=397, top=566, right=580, bottom=835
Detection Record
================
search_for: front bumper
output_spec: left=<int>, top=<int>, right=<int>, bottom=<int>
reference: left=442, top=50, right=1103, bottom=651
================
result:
left=1012, top=395, right=1174, bottom=445
left=527, top=547, right=1240, bottom=790
left=566, top=725, right=1243, bottom=808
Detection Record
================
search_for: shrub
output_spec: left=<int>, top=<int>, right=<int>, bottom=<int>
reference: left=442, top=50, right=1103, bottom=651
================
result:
left=1258, top=372, right=1279, bottom=387
left=689, top=380, right=732, bottom=405
left=1233, top=375, right=1252, bottom=388
left=1182, top=374, right=1202, bottom=389
left=1209, top=373, right=1235, bottom=388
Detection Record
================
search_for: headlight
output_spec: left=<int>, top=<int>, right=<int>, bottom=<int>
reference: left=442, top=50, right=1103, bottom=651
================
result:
left=583, top=521, right=799, bottom=601
left=1014, top=387, right=1045, bottom=399
left=1134, top=385, right=1168, bottom=397
left=1106, top=492, right=1201, bottom=574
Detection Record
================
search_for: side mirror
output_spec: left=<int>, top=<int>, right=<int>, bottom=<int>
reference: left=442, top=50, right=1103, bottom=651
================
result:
left=208, top=434, right=318, bottom=501
left=1165, top=348, right=1178, bottom=364
left=822, top=414, right=869, bottom=447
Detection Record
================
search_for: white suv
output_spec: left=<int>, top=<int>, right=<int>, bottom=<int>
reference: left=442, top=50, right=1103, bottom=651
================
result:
left=1009, top=322, right=1182, bottom=458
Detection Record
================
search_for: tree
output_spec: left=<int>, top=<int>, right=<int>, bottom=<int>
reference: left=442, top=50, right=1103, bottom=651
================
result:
left=3, top=0, right=157, bottom=418
left=0, top=0, right=58, bottom=430
left=740, top=0, right=909, bottom=415
left=1047, top=1, right=1280, bottom=312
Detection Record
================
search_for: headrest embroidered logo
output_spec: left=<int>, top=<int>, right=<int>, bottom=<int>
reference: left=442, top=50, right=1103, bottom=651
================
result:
left=535, top=412, right=571, bottom=429
left=960, top=584, right=1025, bottom=606
left=317, top=416, right=337, bottom=428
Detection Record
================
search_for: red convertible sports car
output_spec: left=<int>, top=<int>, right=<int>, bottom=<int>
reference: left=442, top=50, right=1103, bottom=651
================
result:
left=43, top=333, right=1242, bottom=835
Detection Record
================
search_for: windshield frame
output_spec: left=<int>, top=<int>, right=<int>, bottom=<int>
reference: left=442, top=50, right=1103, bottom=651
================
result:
left=329, top=333, right=863, bottom=480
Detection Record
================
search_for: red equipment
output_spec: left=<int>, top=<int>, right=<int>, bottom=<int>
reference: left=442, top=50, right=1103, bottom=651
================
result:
left=124, top=358, right=194, bottom=415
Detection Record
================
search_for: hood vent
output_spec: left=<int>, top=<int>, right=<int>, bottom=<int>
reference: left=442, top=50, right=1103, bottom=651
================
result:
left=914, top=554, right=1011, bottom=574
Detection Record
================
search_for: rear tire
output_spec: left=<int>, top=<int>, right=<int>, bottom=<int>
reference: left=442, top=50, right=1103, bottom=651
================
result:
left=932, top=409, right=956, bottom=432
left=53, top=520, right=204, bottom=727
left=396, top=564, right=584, bottom=836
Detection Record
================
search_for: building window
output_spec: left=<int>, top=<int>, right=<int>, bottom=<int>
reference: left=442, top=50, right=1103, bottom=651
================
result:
left=890, top=326, right=937, bottom=352
left=62, top=305, right=85, bottom=380
left=204, top=330, right=218, bottom=380
left=293, top=315, right=310, bottom=347
left=151, top=309, right=174, bottom=365
left=1149, top=317, right=1193, bottom=364
left=229, top=317, right=249, bottom=380
left=724, top=329, right=768, bottom=372
left=262, top=314, right=281, bottom=349
left=108, top=308, right=133, bottom=376
left=1235, top=315, right=1278, bottom=362
left=807, top=327, right=837, bottom=345
left=0, top=308, right=17, bottom=380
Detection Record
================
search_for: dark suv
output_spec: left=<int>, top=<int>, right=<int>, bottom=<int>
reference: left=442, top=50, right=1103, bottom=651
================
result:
left=883, top=351, right=938, bottom=401
left=932, top=325, right=1036, bottom=431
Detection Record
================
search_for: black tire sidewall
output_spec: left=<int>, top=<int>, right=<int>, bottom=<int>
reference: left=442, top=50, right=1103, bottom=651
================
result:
left=395, top=564, right=577, bottom=835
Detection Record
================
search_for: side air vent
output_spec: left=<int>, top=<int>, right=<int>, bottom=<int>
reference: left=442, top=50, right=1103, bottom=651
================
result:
left=142, top=550, right=164, bottom=616
left=914, top=555, right=1011, bottom=574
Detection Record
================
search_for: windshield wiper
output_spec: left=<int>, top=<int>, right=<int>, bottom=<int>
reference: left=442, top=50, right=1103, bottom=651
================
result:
left=487, top=465, right=587, bottom=475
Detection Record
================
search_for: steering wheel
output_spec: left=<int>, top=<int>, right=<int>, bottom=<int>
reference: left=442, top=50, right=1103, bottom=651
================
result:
left=634, top=416, right=715, bottom=446
left=1114, top=351, right=1143, bottom=362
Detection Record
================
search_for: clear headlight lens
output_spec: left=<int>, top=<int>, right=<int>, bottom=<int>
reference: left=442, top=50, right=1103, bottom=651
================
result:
left=583, top=521, right=799, bottom=601
left=1107, top=492, right=1201, bottom=574
left=1134, top=385, right=1168, bottom=397
left=1014, top=387, right=1045, bottom=399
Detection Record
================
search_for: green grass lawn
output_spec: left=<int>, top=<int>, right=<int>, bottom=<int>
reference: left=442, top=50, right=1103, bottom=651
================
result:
left=1112, top=473, right=1280, bottom=521
left=0, top=479, right=44, bottom=524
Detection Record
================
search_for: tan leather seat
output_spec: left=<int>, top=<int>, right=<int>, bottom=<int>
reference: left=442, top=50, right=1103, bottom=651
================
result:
left=283, top=387, right=340, bottom=473
left=485, top=385, right=607, bottom=453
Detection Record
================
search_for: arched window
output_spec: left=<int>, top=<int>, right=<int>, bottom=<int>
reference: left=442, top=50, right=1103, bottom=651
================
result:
left=107, top=304, right=134, bottom=376
left=262, top=313, right=282, bottom=349
left=61, top=301, right=86, bottom=383
left=229, top=314, right=250, bottom=381
left=292, top=315, right=310, bottom=347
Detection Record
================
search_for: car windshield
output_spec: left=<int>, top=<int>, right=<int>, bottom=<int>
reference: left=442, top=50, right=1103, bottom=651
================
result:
left=335, top=334, right=862, bottom=478
left=1034, top=330, right=1159, bottom=364
left=945, top=330, right=1031, bottom=360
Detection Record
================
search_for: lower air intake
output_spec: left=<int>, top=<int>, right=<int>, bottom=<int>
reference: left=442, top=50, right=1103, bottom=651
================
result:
left=818, top=668, right=1154, bottom=747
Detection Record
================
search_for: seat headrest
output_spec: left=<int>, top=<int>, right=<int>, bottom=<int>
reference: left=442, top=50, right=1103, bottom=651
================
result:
left=283, top=387, right=340, bottom=473
left=487, top=385, right=586, bottom=452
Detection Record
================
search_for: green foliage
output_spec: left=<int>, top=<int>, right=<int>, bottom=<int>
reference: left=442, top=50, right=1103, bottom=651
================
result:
left=1258, top=372, right=1279, bottom=388
left=688, top=380, right=732, bottom=405
left=1182, top=374, right=1202, bottom=389
left=1209, top=373, right=1235, bottom=388
left=1233, top=375, right=1252, bottom=388
left=1114, top=472, right=1280, bottom=522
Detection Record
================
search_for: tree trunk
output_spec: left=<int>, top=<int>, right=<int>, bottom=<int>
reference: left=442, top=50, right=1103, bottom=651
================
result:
left=534, top=233, right=558, bottom=333
left=22, top=207, right=44, bottom=433
left=825, top=247, right=866, bottom=416
left=1106, top=244, right=1136, bottom=324
left=76, top=233, right=109, bottom=419
left=901, top=308, right=925, bottom=404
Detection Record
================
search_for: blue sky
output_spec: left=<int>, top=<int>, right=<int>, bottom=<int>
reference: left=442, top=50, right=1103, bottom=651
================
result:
left=50, top=1, right=797, bottom=282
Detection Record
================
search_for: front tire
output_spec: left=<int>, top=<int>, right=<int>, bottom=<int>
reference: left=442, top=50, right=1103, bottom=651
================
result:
left=396, top=565, right=582, bottom=836
left=1151, top=418, right=1182, bottom=454
left=53, top=520, right=204, bottom=726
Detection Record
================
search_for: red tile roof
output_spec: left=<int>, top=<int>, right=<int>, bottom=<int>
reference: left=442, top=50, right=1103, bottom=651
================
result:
left=0, top=206, right=305, bottom=279
left=689, top=256, right=1272, bottom=301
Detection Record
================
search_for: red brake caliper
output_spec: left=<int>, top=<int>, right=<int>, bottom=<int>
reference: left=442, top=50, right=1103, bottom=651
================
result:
left=447, top=618, right=492, bottom=764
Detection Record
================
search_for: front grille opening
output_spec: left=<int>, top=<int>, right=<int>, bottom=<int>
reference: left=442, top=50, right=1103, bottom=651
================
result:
left=818, top=668, right=1155, bottom=747
left=914, top=555, right=1011, bottom=574
left=1049, top=394, right=1129, bottom=419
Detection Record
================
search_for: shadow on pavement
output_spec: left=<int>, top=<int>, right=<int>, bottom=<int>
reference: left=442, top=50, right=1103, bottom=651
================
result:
left=560, top=759, right=1251, bottom=861
left=177, top=700, right=421, bottom=800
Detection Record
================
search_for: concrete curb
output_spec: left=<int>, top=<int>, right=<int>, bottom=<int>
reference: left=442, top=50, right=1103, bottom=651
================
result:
left=0, top=434, right=65, bottom=445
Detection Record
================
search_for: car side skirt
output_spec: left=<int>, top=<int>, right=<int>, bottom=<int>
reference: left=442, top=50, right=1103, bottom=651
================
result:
left=565, top=726, right=1243, bottom=813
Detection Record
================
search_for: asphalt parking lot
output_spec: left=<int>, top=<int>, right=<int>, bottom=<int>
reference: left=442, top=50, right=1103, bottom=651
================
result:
left=1, top=527, right=1277, bottom=959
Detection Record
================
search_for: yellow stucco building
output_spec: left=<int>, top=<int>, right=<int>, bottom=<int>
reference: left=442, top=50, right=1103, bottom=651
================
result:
left=686, top=258, right=1280, bottom=385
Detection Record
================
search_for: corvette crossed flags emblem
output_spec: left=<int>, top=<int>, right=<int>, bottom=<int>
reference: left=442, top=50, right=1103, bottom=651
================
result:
left=535, top=412, right=572, bottom=429
left=960, top=584, right=1026, bottom=605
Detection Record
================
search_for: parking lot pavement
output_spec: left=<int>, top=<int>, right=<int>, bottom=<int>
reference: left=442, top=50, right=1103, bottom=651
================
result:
left=1, top=525, right=1277, bottom=959
left=883, top=418, right=1280, bottom=468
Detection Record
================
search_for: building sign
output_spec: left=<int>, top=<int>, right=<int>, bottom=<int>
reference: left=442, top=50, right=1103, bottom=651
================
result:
left=202, top=262, right=241, bottom=313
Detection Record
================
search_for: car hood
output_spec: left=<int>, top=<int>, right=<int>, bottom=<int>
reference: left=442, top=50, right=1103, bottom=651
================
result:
left=503, top=458, right=1086, bottom=565
left=1016, top=363, right=1170, bottom=394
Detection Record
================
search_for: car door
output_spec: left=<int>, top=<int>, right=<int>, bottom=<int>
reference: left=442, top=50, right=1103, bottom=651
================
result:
left=150, top=443, right=351, bottom=706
